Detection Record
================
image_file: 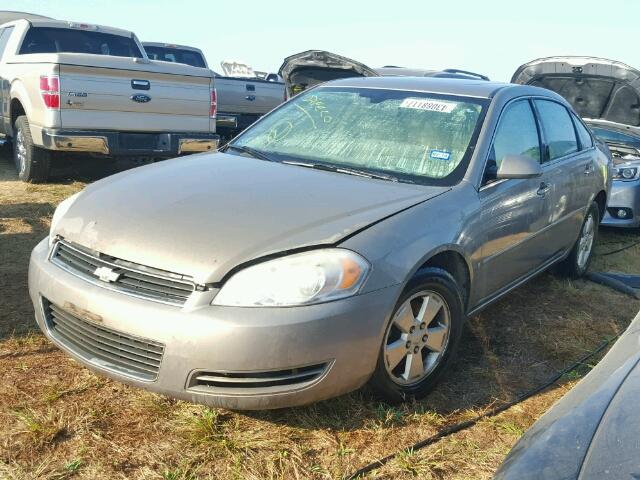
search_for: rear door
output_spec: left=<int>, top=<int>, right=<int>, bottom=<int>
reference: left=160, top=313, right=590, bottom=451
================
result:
left=478, top=99, right=554, bottom=300
left=533, top=99, right=591, bottom=252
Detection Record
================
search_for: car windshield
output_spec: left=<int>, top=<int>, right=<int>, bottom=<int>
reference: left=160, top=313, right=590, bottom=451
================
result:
left=144, top=46, right=206, bottom=68
left=231, top=87, right=488, bottom=185
left=19, top=27, right=143, bottom=58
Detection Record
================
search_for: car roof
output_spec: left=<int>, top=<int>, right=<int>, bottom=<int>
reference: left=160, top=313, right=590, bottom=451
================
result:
left=322, top=76, right=551, bottom=100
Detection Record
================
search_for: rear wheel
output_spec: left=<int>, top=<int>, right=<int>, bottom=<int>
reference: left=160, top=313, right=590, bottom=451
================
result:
left=557, top=201, right=599, bottom=278
left=369, top=267, right=465, bottom=403
left=13, top=115, right=51, bottom=183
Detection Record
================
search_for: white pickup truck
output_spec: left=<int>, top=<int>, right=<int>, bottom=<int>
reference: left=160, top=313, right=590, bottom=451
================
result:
left=0, top=19, right=219, bottom=182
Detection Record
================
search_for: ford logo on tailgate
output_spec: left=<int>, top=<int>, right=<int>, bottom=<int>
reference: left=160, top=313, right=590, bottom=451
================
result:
left=130, top=94, right=151, bottom=103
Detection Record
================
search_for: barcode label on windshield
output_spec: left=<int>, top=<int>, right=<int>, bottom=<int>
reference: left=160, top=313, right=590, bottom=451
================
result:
left=400, top=98, right=458, bottom=113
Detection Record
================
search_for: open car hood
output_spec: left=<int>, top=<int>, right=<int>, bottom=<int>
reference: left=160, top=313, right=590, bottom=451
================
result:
left=511, top=57, right=640, bottom=129
left=278, top=50, right=379, bottom=98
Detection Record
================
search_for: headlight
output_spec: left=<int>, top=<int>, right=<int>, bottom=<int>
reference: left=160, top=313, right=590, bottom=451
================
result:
left=212, top=249, right=370, bottom=307
left=49, top=192, right=81, bottom=245
left=614, top=166, right=639, bottom=181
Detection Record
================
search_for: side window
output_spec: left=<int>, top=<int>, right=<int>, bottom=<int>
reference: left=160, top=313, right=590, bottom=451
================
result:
left=484, top=99, right=540, bottom=184
left=572, top=114, right=593, bottom=150
left=534, top=100, right=579, bottom=161
left=0, top=27, right=13, bottom=61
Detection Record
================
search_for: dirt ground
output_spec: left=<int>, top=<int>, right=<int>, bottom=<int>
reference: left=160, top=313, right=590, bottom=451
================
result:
left=1, top=148, right=639, bottom=479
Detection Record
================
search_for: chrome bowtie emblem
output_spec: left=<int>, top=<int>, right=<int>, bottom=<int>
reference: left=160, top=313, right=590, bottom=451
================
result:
left=94, top=266, right=121, bottom=283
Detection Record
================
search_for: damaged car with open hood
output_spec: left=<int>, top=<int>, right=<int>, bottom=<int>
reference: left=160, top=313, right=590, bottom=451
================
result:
left=279, top=50, right=490, bottom=99
left=30, top=75, right=609, bottom=409
left=512, top=56, right=640, bottom=227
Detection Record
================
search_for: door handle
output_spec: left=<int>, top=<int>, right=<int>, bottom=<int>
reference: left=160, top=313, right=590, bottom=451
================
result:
left=584, top=163, right=594, bottom=175
left=245, top=95, right=256, bottom=101
left=537, top=182, right=551, bottom=197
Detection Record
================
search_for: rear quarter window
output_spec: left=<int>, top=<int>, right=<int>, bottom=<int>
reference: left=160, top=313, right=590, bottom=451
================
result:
left=19, top=27, right=143, bottom=58
left=572, top=115, right=593, bottom=149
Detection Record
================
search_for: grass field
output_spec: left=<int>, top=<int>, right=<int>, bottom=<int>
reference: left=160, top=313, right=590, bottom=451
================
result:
left=1, top=149, right=639, bottom=479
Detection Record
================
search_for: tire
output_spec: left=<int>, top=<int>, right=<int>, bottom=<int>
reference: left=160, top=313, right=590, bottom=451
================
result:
left=369, top=267, right=465, bottom=403
left=13, top=115, right=51, bottom=183
left=557, top=201, right=599, bottom=278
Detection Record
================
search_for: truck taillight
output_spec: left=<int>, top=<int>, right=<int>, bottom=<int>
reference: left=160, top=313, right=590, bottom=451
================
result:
left=40, top=75, right=60, bottom=109
left=209, top=87, right=217, bottom=119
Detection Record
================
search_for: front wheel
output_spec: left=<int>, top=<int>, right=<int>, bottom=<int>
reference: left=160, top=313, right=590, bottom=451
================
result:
left=369, top=267, right=465, bottom=403
left=557, top=201, right=599, bottom=278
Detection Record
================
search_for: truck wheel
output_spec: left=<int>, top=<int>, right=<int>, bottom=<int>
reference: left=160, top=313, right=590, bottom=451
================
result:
left=13, top=116, right=51, bottom=183
left=557, top=201, right=599, bottom=278
left=369, top=267, right=465, bottom=403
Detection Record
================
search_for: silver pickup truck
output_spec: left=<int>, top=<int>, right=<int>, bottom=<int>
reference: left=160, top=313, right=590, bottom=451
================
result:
left=0, top=19, right=219, bottom=182
left=142, top=43, right=284, bottom=141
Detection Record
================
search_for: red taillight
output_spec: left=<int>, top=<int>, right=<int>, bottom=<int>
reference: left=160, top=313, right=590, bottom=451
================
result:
left=209, top=87, right=217, bottom=118
left=40, top=75, right=60, bottom=109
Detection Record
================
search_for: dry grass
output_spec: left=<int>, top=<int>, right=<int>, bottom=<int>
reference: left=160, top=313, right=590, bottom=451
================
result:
left=1, top=148, right=639, bottom=479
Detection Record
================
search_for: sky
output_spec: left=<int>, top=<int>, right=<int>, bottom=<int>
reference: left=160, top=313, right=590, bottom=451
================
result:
left=3, top=0, right=639, bottom=81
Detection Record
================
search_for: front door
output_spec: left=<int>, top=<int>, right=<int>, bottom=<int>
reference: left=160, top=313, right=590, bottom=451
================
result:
left=477, top=99, right=553, bottom=300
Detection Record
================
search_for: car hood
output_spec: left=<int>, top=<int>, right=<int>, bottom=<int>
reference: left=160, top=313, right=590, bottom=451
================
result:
left=278, top=50, right=379, bottom=98
left=511, top=57, right=640, bottom=130
left=54, top=153, right=446, bottom=284
left=495, top=311, right=640, bottom=480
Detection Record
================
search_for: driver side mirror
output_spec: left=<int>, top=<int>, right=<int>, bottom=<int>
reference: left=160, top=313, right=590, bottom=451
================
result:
left=497, top=154, right=543, bottom=179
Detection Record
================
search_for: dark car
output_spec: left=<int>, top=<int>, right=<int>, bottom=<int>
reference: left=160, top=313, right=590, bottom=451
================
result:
left=495, top=310, right=640, bottom=479
left=279, top=50, right=489, bottom=99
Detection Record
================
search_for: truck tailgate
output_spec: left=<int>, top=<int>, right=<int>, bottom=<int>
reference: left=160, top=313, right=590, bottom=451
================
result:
left=56, top=57, right=213, bottom=132
left=215, top=77, right=284, bottom=115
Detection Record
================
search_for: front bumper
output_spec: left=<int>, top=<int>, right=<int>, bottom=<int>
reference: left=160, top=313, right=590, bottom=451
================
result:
left=28, top=238, right=400, bottom=409
left=40, top=128, right=219, bottom=157
left=602, top=179, right=640, bottom=228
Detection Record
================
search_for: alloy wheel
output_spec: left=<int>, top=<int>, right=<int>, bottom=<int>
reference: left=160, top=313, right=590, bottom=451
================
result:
left=577, top=213, right=595, bottom=270
left=16, top=129, right=26, bottom=175
left=383, top=290, right=451, bottom=386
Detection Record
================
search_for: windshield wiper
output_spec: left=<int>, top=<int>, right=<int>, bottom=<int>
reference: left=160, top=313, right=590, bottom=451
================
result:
left=226, top=144, right=277, bottom=162
left=282, top=160, right=401, bottom=183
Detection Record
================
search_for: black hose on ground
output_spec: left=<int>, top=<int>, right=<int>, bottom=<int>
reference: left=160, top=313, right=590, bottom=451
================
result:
left=586, top=272, right=640, bottom=299
left=345, top=336, right=619, bottom=479
left=597, top=240, right=640, bottom=256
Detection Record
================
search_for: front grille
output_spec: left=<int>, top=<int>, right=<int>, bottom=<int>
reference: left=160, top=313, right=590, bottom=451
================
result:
left=187, top=363, right=328, bottom=394
left=43, top=299, right=164, bottom=381
left=51, top=240, right=196, bottom=305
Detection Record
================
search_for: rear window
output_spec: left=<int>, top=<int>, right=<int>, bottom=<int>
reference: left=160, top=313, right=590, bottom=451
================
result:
left=144, top=46, right=206, bottom=68
left=19, top=27, right=143, bottom=58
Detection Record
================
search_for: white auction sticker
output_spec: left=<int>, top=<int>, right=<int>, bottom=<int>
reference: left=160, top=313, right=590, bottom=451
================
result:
left=400, top=98, right=458, bottom=113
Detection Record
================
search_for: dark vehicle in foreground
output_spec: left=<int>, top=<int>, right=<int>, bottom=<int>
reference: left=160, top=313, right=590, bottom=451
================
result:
left=30, top=77, right=609, bottom=409
left=279, top=50, right=490, bottom=99
left=513, top=57, right=640, bottom=227
left=496, top=310, right=640, bottom=479
left=142, top=42, right=284, bottom=141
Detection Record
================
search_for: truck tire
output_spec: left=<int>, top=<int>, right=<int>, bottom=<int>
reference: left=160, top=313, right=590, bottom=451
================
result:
left=13, top=115, right=51, bottom=183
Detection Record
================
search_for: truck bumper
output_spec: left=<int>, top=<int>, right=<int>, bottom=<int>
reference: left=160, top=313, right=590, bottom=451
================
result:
left=40, top=128, right=219, bottom=157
